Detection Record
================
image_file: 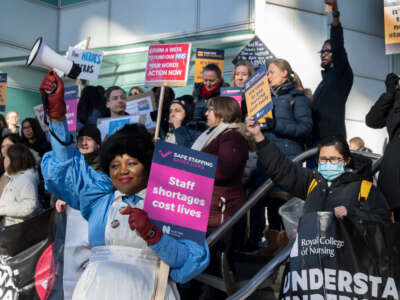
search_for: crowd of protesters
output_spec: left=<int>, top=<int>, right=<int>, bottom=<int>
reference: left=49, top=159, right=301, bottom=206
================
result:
left=0, top=0, right=399, bottom=299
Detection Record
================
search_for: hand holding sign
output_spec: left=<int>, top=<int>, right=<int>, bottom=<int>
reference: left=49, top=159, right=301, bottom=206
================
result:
left=120, top=207, right=163, bottom=245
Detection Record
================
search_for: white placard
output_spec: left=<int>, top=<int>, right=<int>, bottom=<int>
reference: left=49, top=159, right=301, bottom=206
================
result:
left=97, top=115, right=140, bottom=141
left=67, top=47, right=103, bottom=81
left=126, top=91, right=156, bottom=129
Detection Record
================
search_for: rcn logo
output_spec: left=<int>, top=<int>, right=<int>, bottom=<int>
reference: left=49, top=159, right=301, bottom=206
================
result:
left=162, top=225, right=171, bottom=235
left=175, top=53, right=187, bottom=60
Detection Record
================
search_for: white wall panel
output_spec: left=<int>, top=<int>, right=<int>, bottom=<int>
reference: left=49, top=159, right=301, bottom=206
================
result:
left=346, top=76, right=384, bottom=122
left=59, top=1, right=109, bottom=50
left=199, top=0, right=250, bottom=30
left=0, top=0, right=57, bottom=50
left=339, top=0, right=384, bottom=37
left=109, top=0, right=196, bottom=46
left=256, top=3, right=326, bottom=91
left=345, top=120, right=387, bottom=154
left=0, top=45, right=28, bottom=59
left=265, top=0, right=324, bottom=14
left=344, top=30, right=389, bottom=81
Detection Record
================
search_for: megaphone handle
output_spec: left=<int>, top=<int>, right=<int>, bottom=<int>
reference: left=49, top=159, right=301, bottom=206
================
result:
left=41, top=93, right=50, bottom=126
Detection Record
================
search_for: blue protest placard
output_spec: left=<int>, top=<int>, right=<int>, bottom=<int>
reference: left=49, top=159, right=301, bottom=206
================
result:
left=244, top=64, right=273, bottom=121
left=144, top=140, right=218, bottom=244
left=0, top=73, right=7, bottom=112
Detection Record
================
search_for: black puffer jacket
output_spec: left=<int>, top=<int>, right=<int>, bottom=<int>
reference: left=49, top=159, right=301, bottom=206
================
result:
left=366, top=91, right=400, bottom=140
left=256, top=138, right=391, bottom=224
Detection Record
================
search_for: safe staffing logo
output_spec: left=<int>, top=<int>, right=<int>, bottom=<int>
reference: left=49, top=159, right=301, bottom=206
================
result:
left=158, top=150, right=172, bottom=158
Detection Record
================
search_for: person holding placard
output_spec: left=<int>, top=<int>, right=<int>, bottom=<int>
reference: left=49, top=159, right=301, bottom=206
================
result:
left=243, top=58, right=312, bottom=256
left=40, top=71, right=209, bottom=300
left=191, top=64, right=228, bottom=132
left=231, top=60, right=255, bottom=121
left=246, top=116, right=391, bottom=226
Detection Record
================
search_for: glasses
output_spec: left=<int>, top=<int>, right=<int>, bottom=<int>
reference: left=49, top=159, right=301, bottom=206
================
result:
left=318, top=49, right=332, bottom=55
left=319, top=156, right=345, bottom=163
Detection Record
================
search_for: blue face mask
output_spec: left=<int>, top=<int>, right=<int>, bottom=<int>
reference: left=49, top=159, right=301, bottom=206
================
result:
left=318, top=162, right=345, bottom=181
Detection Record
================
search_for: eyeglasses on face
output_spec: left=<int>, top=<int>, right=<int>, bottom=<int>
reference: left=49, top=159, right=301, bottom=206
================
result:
left=319, top=156, right=345, bottom=163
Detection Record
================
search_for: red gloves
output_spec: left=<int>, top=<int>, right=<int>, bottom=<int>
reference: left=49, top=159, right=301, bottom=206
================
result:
left=39, top=71, right=66, bottom=120
left=120, top=207, right=163, bottom=245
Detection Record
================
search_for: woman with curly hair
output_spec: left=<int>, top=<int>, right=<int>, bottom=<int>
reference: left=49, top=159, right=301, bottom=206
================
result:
left=40, top=71, right=209, bottom=300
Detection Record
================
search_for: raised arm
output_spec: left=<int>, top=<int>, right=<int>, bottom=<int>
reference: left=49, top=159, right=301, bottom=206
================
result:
left=246, top=116, right=314, bottom=199
left=40, top=71, right=112, bottom=211
left=326, top=1, right=351, bottom=77
left=365, top=74, right=398, bottom=129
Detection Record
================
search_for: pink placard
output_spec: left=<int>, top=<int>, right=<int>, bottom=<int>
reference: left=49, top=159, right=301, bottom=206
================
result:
left=146, top=163, right=213, bottom=233
left=66, top=98, right=78, bottom=132
left=145, top=43, right=191, bottom=87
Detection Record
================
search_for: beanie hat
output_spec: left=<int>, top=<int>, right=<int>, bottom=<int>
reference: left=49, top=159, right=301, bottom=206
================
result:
left=169, top=95, right=194, bottom=125
left=78, top=124, right=101, bottom=145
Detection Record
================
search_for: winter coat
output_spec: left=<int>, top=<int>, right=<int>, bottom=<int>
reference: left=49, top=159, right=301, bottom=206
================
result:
left=256, top=138, right=391, bottom=224
left=262, top=81, right=312, bottom=159
left=0, top=168, right=41, bottom=227
left=312, top=22, right=354, bottom=143
left=202, top=128, right=249, bottom=227
left=161, top=126, right=201, bottom=148
left=365, top=91, right=400, bottom=141
left=366, top=91, right=400, bottom=208
left=190, top=83, right=226, bottom=132
left=26, top=140, right=52, bottom=158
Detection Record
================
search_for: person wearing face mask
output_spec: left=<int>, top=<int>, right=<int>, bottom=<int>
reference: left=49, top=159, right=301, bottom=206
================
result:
left=241, top=58, right=312, bottom=255
left=191, top=64, right=228, bottom=132
left=245, top=115, right=391, bottom=226
left=231, top=60, right=255, bottom=121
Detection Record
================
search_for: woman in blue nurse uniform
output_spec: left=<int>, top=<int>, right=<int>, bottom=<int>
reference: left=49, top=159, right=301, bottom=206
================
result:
left=40, top=71, right=209, bottom=300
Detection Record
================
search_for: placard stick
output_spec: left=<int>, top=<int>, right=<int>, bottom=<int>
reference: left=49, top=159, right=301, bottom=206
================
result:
left=76, top=36, right=91, bottom=98
left=154, top=84, right=166, bottom=139
left=153, top=83, right=170, bottom=300
left=153, top=260, right=170, bottom=300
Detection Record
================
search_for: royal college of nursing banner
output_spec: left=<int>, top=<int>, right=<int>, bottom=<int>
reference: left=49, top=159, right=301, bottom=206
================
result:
left=280, top=212, right=400, bottom=300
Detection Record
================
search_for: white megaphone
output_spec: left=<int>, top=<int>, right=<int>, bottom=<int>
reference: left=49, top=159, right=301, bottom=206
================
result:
left=26, top=37, right=81, bottom=79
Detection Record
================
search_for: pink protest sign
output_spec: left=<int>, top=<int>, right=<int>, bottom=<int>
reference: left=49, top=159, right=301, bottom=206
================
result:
left=145, top=43, right=191, bottom=87
left=33, top=104, right=48, bottom=131
left=144, top=141, right=217, bottom=244
left=220, top=87, right=243, bottom=107
left=64, top=86, right=78, bottom=132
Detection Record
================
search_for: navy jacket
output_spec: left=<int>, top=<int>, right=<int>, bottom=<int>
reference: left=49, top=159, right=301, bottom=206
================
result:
left=262, top=81, right=312, bottom=159
left=312, top=23, right=353, bottom=143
